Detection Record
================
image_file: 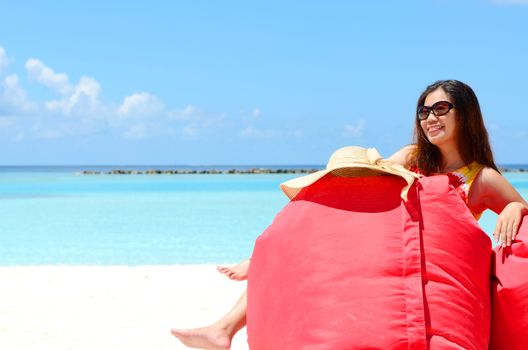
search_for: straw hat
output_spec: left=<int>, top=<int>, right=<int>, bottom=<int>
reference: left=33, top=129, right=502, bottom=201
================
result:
left=280, top=146, right=421, bottom=201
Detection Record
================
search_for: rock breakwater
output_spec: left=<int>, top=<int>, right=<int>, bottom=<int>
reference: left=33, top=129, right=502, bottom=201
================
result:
left=79, top=168, right=320, bottom=175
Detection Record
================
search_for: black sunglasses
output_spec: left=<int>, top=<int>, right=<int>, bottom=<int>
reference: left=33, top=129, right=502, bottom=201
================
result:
left=417, top=101, right=454, bottom=121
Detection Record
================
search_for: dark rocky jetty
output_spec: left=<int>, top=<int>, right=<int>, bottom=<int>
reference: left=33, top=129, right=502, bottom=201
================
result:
left=78, top=165, right=526, bottom=176
left=79, top=168, right=320, bottom=175
left=498, top=167, right=526, bottom=173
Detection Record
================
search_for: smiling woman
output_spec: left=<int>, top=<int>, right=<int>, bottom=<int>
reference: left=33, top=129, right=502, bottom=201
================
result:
left=411, top=80, right=496, bottom=175
left=171, top=80, right=528, bottom=350
left=402, top=80, right=528, bottom=246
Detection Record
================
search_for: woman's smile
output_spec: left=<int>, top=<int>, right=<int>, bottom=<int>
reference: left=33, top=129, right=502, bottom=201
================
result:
left=426, top=123, right=444, bottom=136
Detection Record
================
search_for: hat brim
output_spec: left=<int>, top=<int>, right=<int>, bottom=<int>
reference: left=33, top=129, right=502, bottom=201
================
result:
left=280, top=165, right=391, bottom=200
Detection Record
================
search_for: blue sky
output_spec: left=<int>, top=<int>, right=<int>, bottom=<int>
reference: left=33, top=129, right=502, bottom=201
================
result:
left=0, top=0, right=527, bottom=165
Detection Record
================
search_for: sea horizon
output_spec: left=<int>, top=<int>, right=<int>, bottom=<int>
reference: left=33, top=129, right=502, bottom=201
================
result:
left=0, top=164, right=323, bottom=171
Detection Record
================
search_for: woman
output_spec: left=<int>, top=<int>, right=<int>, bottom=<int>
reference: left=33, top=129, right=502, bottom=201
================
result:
left=171, top=79, right=528, bottom=350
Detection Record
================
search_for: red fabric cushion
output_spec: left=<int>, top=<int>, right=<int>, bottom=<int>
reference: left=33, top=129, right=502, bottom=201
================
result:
left=247, top=174, right=491, bottom=350
left=490, top=216, right=528, bottom=350
left=418, top=176, right=491, bottom=349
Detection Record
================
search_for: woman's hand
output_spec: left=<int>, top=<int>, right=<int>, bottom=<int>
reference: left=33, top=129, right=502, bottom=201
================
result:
left=493, top=202, right=526, bottom=247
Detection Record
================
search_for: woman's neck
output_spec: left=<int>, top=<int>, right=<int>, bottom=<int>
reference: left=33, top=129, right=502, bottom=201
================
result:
left=438, top=143, right=465, bottom=173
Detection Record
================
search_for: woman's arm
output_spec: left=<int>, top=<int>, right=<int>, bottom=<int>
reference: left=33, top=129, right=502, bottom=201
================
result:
left=387, top=145, right=416, bottom=167
left=478, top=168, right=528, bottom=246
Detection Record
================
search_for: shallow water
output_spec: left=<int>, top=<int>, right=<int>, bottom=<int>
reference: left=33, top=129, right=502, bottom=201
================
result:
left=0, top=167, right=526, bottom=265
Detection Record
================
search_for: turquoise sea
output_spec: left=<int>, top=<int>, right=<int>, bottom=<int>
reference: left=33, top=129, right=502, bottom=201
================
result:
left=1, top=166, right=527, bottom=266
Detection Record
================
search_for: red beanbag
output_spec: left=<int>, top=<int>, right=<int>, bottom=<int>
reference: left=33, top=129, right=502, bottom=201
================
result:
left=247, top=174, right=491, bottom=350
left=418, top=176, right=491, bottom=349
left=490, top=216, right=528, bottom=350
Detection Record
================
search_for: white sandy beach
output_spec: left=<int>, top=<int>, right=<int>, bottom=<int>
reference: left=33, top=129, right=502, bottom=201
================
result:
left=0, top=265, right=249, bottom=350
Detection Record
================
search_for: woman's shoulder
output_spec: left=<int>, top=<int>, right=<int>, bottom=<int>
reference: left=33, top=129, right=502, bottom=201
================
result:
left=472, top=165, right=527, bottom=214
left=477, top=166, right=502, bottom=182
left=387, top=144, right=416, bottom=167
left=471, top=166, right=510, bottom=199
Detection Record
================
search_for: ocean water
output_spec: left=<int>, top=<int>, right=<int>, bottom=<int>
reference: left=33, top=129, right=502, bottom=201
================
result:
left=0, top=166, right=527, bottom=266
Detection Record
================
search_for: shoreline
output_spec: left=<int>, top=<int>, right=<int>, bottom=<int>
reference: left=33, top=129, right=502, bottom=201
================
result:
left=0, top=265, right=249, bottom=350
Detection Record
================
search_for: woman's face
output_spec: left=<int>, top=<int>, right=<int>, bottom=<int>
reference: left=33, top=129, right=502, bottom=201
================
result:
left=420, top=88, right=457, bottom=148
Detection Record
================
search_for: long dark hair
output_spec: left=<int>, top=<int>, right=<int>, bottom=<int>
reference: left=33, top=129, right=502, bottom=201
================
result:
left=411, top=80, right=499, bottom=175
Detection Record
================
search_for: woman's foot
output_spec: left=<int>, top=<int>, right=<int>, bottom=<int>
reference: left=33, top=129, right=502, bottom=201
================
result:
left=170, top=326, right=231, bottom=350
left=217, top=259, right=250, bottom=281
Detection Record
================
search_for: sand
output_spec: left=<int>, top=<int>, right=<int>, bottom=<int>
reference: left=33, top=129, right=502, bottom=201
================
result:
left=0, top=265, right=249, bottom=350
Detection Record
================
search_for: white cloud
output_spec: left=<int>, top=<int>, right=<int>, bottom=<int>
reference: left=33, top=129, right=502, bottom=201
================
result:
left=343, top=120, right=366, bottom=138
left=168, top=104, right=197, bottom=121
left=238, top=127, right=303, bottom=140
left=25, top=59, right=102, bottom=116
left=168, top=106, right=229, bottom=139
left=240, top=107, right=262, bottom=122
left=0, top=49, right=30, bottom=115
left=14, top=131, right=24, bottom=141
left=252, top=107, right=261, bottom=119
left=122, top=119, right=179, bottom=139
left=488, top=122, right=499, bottom=131
left=32, top=122, right=74, bottom=139
left=118, top=92, right=164, bottom=117
left=202, top=114, right=226, bottom=128
left=45, top=76, right=101, bottom=115
left=0, top=74, right=35, bottom=114
left=0, top=47, right=13, bottom=75
left=240, top=126, right=280, bottom=139
left=182, top=124, right=200, bottom=138
left=35, top=129, right=65, bottom=139
left=179, top=114, right=228, bottom=139
left=0, top=116, right=23, bottom=142
left=123, top=124, right=149, bottom=139
left=183, top=105, right=196, bottom=115
left=0, top=116, right=17, bottom=129
left=26, top=58, right=72, bottom=95
left=1, top=47, right=232, bottom=141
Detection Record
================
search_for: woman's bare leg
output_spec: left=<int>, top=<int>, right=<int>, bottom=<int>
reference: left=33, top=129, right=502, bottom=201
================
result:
left=171, top=290, right=247, bottom=350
